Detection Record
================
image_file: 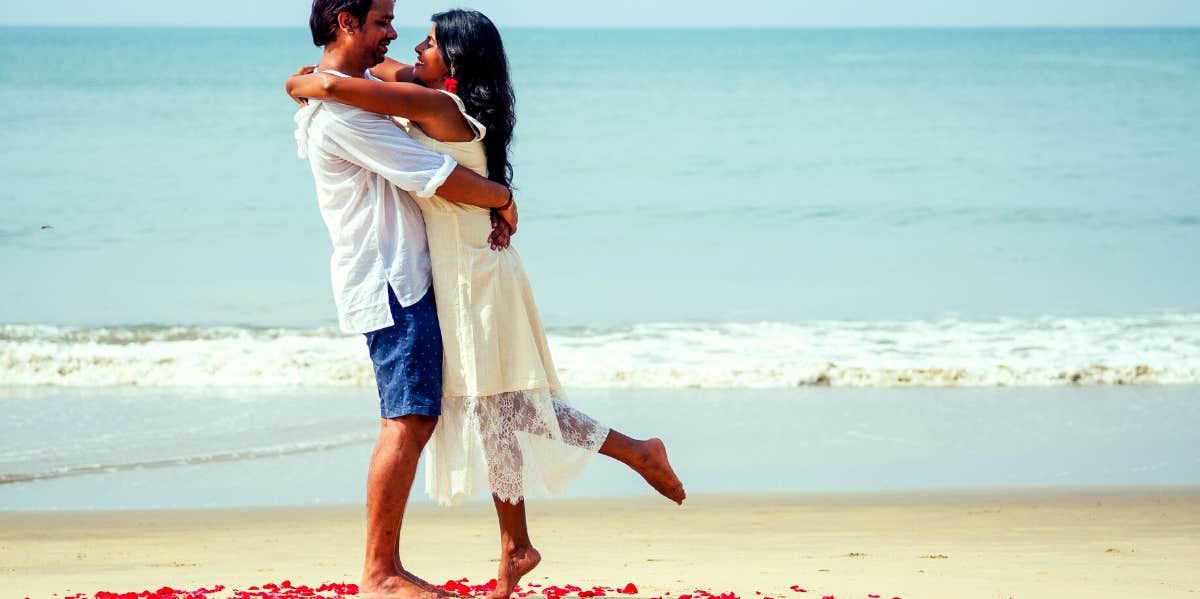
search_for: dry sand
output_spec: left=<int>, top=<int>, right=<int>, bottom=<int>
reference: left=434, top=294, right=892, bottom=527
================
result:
left=2, top=488, right=1198, bottom=599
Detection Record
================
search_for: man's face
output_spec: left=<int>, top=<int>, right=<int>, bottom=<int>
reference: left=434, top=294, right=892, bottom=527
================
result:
left=347, top=0, right=397, bottom=66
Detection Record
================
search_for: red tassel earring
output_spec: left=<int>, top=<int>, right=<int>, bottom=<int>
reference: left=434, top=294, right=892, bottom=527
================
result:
left=445, top=66, right=458, bottom=95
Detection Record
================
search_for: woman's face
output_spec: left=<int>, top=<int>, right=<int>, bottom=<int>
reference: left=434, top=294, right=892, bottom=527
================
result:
left=413, top=25, right=450, bottom=82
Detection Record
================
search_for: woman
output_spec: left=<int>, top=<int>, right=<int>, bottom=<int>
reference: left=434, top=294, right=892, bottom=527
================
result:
left=288, top=10, right=685, bottom=598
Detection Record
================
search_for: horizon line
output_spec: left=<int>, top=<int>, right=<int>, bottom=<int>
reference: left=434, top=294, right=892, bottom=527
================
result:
left=1, top=23, right=1199, bottom=30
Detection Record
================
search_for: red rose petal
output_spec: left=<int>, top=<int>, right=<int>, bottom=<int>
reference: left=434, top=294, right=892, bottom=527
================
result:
left=46, top=578, right=920, bottom=599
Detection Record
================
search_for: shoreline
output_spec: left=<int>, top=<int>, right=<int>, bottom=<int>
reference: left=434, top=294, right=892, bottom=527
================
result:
left=4, top=487, right=1198, bottom=599
left=6, top=483, right=1200, bottom=511
left=3, top=385, right=1199, bottom=511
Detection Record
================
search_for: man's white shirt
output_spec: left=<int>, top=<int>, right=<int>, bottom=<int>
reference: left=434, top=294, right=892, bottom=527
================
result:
left=294, top=70, right=457, bottom=334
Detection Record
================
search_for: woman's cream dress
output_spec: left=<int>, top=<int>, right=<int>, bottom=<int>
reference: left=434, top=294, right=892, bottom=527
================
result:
left=394, top=91, right=610, bottom=506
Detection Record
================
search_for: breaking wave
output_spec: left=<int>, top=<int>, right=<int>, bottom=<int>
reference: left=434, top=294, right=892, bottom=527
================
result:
left=2, top=314, right=1199, bottom=388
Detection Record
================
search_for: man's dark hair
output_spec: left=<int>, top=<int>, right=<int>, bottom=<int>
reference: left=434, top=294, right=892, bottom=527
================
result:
left=309, top=0, right=373, bottom=46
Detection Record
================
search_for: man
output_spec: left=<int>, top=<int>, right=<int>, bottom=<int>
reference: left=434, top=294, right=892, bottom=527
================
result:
left=293, top=1, right=514, bottom=597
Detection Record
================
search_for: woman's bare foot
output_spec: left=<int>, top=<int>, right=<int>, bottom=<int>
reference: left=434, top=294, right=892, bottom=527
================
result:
left=360, top=570, right=441, bottom=599
left=634, top=438, right=686, bottom=504
left=488, top=542, right=542, bottom=599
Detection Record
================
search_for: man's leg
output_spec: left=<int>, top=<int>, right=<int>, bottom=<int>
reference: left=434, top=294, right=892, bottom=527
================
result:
left=361, top=414, right=438, bottom=599
left=360, top=286, right=445, bottom=599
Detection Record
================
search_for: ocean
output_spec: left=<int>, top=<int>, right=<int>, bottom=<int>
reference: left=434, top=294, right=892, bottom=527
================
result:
left=1, top=27, right=1198, bottom=508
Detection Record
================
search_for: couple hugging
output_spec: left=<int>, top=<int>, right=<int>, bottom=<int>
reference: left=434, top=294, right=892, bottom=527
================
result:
left=289, top=2, right=686, bottom=598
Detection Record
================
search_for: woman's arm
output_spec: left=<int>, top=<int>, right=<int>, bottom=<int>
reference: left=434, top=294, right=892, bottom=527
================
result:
left=286, top=73, right=454, bottom=122
left=286, top=66, right=316, bottom=105
left=370, top=57, right=416, bottom=83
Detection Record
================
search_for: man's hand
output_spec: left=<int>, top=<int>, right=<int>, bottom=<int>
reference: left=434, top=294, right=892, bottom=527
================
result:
left=495, top=197, right=518, bottom=235
left=489, top=209, right=512, bottom=251
left=287, top=65, right=318, bottom=106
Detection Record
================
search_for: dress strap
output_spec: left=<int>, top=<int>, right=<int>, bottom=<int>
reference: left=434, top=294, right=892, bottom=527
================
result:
left=437, top=89, right=487, bottom=142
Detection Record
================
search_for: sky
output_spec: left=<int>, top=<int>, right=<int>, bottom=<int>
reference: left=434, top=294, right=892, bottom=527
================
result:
left=2, top=0, right=1199, bottom=28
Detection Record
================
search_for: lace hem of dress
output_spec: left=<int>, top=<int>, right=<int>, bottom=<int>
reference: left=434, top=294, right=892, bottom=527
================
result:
left=424, top=388, right=610, bottom=506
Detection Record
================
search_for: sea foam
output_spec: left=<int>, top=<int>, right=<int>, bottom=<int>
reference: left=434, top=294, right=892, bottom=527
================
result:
left=2, top=314, right=1198, bottom=388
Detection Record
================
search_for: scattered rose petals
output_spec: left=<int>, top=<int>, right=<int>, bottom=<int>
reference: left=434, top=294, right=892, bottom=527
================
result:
left=43, top=579, right=927, bottom=599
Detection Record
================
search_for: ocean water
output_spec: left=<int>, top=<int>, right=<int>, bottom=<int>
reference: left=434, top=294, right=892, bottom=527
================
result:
left=1, top=27, right=1199, bottom=387
left=3, top=315, right=1200, bottom=388
left=2, top=27, right=1199, bottom=388
left=2, top=27, right=1199, bottom=506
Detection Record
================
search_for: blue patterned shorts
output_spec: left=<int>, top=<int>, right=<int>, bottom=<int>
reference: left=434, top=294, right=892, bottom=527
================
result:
left=363, top=285, right=443, bottom=419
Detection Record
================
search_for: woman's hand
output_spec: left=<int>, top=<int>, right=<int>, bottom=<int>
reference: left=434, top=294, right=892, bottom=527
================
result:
left=286, top=66, right=331, bottom=106
left=488, top=210, right=511, bottom=251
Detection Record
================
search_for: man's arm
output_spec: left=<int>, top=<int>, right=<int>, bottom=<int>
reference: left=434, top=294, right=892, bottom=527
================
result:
left=436, top=168, right=511, bottom=208
left=322, top=113, right=507, bottom=208
left=316, top=114, right=515, bottom=247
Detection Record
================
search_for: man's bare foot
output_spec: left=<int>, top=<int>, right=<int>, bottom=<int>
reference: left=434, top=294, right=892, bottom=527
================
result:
left=488, top=542, right=541, bottom=599
left=635, top=438, right=686, bottom=504
left=397, top=565, right=462, bottom=598
left=394, top=554, right=461, bottom=598
left=360, top=570, right=441, bottom=599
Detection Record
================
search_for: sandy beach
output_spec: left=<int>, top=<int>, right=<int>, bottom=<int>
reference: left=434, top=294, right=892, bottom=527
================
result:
left=4, top=487, right=1198, bottom=599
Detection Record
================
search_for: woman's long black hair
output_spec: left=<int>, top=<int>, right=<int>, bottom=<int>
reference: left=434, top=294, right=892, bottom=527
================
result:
left=431, top=9, right=516, bottom=187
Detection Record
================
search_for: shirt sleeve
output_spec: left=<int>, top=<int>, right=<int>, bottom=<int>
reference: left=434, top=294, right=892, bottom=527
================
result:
left=321, top=109, right=457, bottom=199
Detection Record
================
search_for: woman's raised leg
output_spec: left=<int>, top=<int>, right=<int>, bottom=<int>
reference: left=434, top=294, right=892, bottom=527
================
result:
left=599, top=429, right=686, bottom=505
